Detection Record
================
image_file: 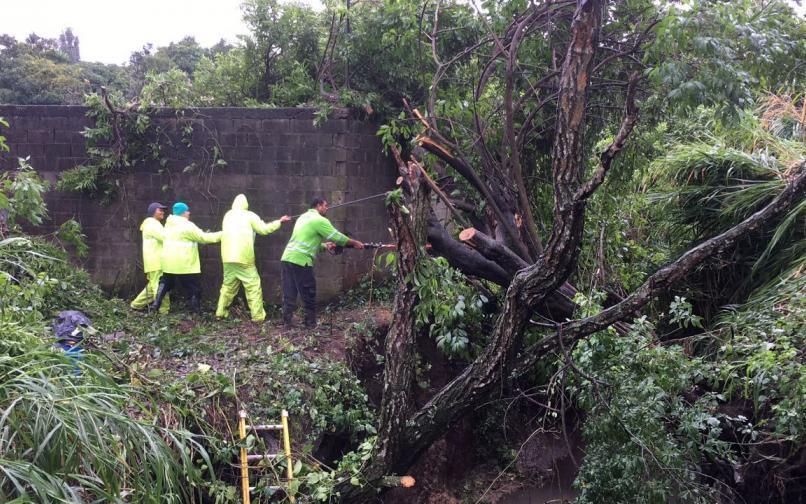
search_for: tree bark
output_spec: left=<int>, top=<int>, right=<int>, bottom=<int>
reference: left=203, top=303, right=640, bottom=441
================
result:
left=428, top=218, right=577, bottom=320
left=459, top=227, right=529, bottom=277
left=336, top=155, right=431, bottom=502
left=358, top=0, right=606, bottom=483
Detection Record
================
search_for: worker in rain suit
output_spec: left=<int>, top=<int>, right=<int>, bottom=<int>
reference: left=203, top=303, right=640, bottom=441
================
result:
left=150, top=202, right=222, bottom=314
left=215, top=194, right=290, bottom=322
left=130, top=202, right=170, bottom=313
left=281, top=196, right=364, bottom=328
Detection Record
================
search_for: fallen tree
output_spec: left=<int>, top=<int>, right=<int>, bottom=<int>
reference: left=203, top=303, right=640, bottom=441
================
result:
left=332, top=0, right=805, bottom=500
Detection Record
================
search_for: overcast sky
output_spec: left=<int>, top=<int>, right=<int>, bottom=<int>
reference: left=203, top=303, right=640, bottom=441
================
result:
left=1, top=0, right=320, bottom=64
left=2, top=0, right=803, bottom=65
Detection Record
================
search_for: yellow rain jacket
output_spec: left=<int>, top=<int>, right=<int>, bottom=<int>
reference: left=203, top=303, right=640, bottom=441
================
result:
left=161, top=214, right=222, bottom=274
left=140, top=217, right=165, bottom=273
left=220, top=194, right=283, bottom=265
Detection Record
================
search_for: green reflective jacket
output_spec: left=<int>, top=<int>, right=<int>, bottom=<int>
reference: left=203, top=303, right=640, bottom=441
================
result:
left=221, top=194, right=282, bottom=265
left=281, top=209, right=348, bottom=267
left=140, top=217, right=165, bottom=273
left=161, top=215, right=222, bottom=274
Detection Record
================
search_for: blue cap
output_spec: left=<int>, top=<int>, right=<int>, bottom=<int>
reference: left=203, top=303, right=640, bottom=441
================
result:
left=147, top=202, right=167, bottom=215
left=172, top=202, right=189, bottom=215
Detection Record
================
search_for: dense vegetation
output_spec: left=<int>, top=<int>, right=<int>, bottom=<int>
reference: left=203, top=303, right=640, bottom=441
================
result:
left=1, top=0, right=804, bottom=502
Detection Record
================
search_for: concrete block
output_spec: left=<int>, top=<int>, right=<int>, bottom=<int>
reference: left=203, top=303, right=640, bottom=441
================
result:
left=28, top=130, right=53, bottom=144
left=289, top=120, right=318, bottom=134
left=14, top=144, right=45, bottom=157
left=229, top=147, right=262, bottom=160
left=260, top=119, right=290, bottom=133
left=233, top=119, right=258, bottom=132
left=219, top=132, right=238, bottom=147
left=301, top=133, right=333, bottom=148
left=317, top=119, right=350, bottom=134
left=317, top=148, right=347, bottom=163
left=236, top=132, right=260, bottom=147
left=277, top=134, right=301, bottom=148
left=346, top=149, right=367, bottom=163
left=43, top=144, right=72, bottom=157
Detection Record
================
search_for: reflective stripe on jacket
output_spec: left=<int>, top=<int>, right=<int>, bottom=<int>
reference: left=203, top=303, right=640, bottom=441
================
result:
left=140, top=217, right=165, bottom=273
left=161, top=214, right=222, bottom=274
left=220, top=194, right=282, bottom=265
left=280, top=209, right=348, bottom=267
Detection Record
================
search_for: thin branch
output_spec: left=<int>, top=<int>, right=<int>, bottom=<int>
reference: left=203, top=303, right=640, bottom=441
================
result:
left=576, top=71, right=640, bottom=201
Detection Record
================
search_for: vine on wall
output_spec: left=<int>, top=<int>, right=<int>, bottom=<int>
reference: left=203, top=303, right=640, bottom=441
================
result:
left=57, top=88, right=227, bottom=203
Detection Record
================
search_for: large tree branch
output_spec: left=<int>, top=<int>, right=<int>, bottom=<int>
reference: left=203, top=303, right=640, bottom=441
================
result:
left=515, top=163, right=806, bottom=374
left=429, top=218, right=576, bottom=321
left=387, top=0, right=605, bottom=473
left=426, top=215, right=511, bottom=285
left=417, top=134, right=532, bottom=260
left=459, top=227, right=529, bottom=276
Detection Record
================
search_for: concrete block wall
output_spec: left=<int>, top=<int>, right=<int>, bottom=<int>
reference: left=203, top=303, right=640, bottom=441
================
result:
left=0, top=105, right=396, bottom=304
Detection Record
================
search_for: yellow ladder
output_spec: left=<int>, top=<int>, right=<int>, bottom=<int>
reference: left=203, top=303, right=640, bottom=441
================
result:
left=238, top=409, right=295, bottom=503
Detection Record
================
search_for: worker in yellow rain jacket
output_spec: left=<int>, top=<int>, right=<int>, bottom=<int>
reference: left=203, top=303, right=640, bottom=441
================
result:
left=130, top=202, right=170, bottom=313
left=150, top=202, right=222, bottom=314
left=281, top=197, right=364, bottom=327
left=215, top=194, right=290, bottom=322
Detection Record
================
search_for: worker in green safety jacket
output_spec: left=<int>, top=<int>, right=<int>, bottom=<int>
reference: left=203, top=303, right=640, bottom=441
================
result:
left=130, top=202, right=170, bottom=313
left=215, top=194, right=290, bottom=322
left=150, top=202, right=222, bottom=314
left=280, top=196, right=364, bottom=327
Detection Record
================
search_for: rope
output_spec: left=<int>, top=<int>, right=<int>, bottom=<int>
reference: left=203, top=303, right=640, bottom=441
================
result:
left=288, top=191, right=389, bottom=219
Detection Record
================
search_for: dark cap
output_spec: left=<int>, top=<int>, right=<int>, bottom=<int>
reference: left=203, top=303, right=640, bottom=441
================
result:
left=147, top=202, right=168, bottom=215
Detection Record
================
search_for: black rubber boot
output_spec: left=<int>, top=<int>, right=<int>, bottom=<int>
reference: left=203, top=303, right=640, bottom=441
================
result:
left=149, top=283, right=168, bottom=313
left=190, top=295, right=201, bottom=314
left=303, top=310, right=316, bottom=328
left=282, top=307, right=294, bottom=327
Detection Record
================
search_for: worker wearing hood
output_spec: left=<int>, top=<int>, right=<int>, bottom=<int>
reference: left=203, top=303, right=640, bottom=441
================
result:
left=215, top=194, right=290, bottom=322
left=130, top=202, right=170, bottom=313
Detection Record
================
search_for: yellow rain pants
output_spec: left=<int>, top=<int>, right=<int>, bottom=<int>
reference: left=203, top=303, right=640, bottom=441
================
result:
left=215, top=263, right=266, bottom=322
left=130, top=270, right=170, bottom=313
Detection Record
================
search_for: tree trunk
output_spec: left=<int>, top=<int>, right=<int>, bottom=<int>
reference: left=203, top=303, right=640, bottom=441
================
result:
left=372, top=160, right=430, bottom=474
left=339, top=1, right=606, bottom=498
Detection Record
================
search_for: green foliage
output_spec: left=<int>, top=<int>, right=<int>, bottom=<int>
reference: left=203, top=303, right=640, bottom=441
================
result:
left=572, top=321, right=727, bottom=503
left=411, top=257, right=489, bottom=357
left=377, top=112, right=415, bottom=153
left=0, top=33, right=130, bottom=104
left=55, top=218, right=89, bottom=258
left=648, top=99, right=805, bottom=306
left=0, top=350, right=211, bottom=502
left=240, top=0, right=321, bottom=105
left=647, top=0, right=805, bottom=121
left=296, top=437, right=376, bottom=501
left=669, top=296, right=703, bottom=329
left=56, top=91, right=227, bottom=202
left=140, top=68, right=195, bottom=108
left=56, top=91, right=160, bottom=200
left=708, top=275, right=805, bottom=438
left=0, top=157, right=50, bottom=230
left=246, top=349, right=376, bottom=443
left=192, top=49, right=255, bottom=106
left=0, top=234, right=213, bottom=502
left=0, top=117, right=9, bottom=152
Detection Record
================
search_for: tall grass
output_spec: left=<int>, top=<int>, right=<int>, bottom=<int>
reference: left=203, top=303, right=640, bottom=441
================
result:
left=1, top=236, right=213, bottom=502
left=0, top=346, right=212, bottom=502
left=648, top=95, right=805, bottom=304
